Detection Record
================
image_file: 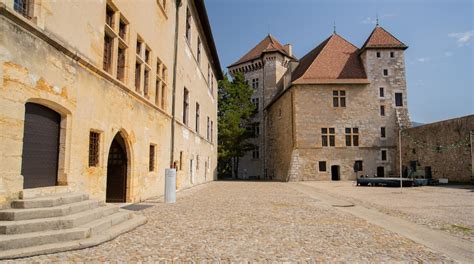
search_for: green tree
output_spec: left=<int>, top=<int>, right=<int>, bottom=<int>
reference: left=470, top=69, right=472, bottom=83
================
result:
left=218, top=72, right=255, bottom=179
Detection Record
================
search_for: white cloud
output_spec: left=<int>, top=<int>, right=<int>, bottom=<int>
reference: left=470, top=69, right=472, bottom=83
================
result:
left=361, top=14, right=397, bottom=25
left=416, top=57, right=430, bottom=63
left=444, top=51, right=453, bottom=57
left=448, top=30, right=474, bottom=46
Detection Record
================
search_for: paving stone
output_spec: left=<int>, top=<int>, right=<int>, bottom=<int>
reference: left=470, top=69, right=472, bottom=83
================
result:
left=5, top=182, right=454, bottom=262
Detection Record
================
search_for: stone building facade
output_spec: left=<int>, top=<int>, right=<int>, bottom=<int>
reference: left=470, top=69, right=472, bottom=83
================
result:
left=401, top=115, right=473, bottom=183
left=0, top=0, right=221, bottom=207
left=229, top=25, right=411, bottom=181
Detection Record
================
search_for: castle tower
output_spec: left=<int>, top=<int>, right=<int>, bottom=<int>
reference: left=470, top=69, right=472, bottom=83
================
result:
left=360, top=25, right=411, bottom=176
left=228, top=35, right=295, bottom=179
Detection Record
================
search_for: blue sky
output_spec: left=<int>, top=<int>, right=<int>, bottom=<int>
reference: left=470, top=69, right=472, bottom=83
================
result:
left=206, top=0, right=473, bottom=124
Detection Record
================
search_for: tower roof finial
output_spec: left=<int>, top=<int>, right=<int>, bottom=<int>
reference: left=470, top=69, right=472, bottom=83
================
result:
left=376, top=13, right=379, bottom=26
left=333, top=21, right=336, bottom=34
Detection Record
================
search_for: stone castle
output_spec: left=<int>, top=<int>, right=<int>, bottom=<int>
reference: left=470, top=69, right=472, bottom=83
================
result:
left=0, top=0, right=221, bottom=205
left=228, top=25, right=411, bottom=181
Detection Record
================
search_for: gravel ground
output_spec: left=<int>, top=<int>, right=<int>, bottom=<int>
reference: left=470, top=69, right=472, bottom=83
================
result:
left=299, top=181, right=474, bottom=242
left=5, top=182, right=453, bottom=263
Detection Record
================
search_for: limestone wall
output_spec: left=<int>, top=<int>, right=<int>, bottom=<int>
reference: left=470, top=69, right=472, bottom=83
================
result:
left=401, top=115, right=473, bottom=182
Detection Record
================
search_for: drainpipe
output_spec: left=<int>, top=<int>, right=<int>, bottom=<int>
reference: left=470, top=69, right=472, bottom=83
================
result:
left=170, top=0, right=182, bottom=167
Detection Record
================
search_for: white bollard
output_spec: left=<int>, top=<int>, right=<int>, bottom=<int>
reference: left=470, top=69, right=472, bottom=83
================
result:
left=165, top=168, right=176, bottom=203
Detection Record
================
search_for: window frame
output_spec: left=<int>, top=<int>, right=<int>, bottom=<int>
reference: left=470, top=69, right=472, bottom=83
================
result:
left=88, top=131, right=101, bottom=167
left=183, top=88, right=189, bottom=125
left=318, top=161, right=327, bottom=172
left=333, top=90, right=346, bottom=108
left=395, top=92, right=403, bottom=107
left=149, top=144, right=156, bottom=172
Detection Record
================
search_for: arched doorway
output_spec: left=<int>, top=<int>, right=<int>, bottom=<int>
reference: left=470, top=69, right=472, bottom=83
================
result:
left=106, top=133, right=128, bottom=202
left=331, top=165, right=340, bottom=181
left=21, top=103, right=61, bottom=188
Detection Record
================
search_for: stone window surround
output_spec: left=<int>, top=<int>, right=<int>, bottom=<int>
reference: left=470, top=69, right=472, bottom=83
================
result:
left=380, top=127, right=387, bottom=140
left=318, top=161, right=327, bottom=172
left=88, top=130, right=102, bottom=167
left=379, top=87, right=385, bottom=98
left=380, top=148, right=388, bottom=161
left=383, top=68, right=389, bottom=76
left=394, top=90, right=404, bottom=108
left=149, top=144, right=156, bottom=172
left=332, top=90, right=346, bottom=108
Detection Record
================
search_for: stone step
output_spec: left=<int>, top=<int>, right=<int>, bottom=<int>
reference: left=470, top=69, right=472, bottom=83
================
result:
left=11, top=193, right=89, bottom=209
left=81, top=210, right=132, bottom=236
left=0, top=199, right=101, bottom=221
left=0, top=214, right=147, bottom=259
left=0, top=205, right=119, bottom=234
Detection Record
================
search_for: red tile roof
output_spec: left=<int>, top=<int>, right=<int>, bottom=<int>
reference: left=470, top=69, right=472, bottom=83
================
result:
left=228, top=34, right=294, bottom=67
left=292, top=34, right=369, bottom=84
left=361, top=26, right=407, bottom=50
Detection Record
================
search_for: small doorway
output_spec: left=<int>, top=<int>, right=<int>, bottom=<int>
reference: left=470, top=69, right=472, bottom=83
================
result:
left=377, top=166, right=385, bottom=178
left=331, top=165, right=340, bottom=181
left=21, top=103, right=61, bottom=188
left=106, top=133, right=128, bottom=203
left=425, top=166, right=432, bottom=179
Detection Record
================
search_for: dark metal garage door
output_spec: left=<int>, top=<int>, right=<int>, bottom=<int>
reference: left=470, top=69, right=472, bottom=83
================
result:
left=21, top=103, right=60, bottom=188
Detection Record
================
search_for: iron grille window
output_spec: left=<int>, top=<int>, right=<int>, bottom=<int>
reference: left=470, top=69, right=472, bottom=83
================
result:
left=149, top=145, right=155, bottom=171
left=185, top=8, right=191, bottom=41
left=135, top=63, right=141, bottom=91
left=345, top=127, right=359, bottom=147
left=195, top=103, right=200, bottom=133
left=14, top=0, right=31, bottom=18
left=103, top=35, right=113, bottom=73
left=322, top=128, right=335, bottom=147
left=380, top=105, right=385, bottom=116
left=333, top=90, right=346, bottom=107
left=144, top=69, right=150, bottom=97
left=319, top=161, right=327, bottom=172
left=117, top=47, right=126, bottom=81
left=89, top=132, right=100, bottom=167
left=183, top=88, right=189, bottom=125
left=395, top=93, right=403, bottom=107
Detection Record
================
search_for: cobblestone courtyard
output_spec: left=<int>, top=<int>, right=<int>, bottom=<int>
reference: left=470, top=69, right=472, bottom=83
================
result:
left=5, top=182, right=463, bottom=262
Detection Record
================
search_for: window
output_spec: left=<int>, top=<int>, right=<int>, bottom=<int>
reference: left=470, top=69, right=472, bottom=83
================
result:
left=119, top=18, right=127, bottom=39
left=252, top=146, right=260, bottom=159
left=206, top=117, right=210, bottom=141
left=105, top=5, right=115, bottom=27
left=117, top=47, right=126, bottom=81
left=136, top=39, right=142, bottom=56
left=103, top=35, right=113, bottom=73
left=322, top=128, right=335, bottom=147
left=135, top=62, right=141, bottom=91
left=156, top=59, right=167, bottom=109
left=376, top=51, right=381, bottom=58
left=379, top=87, right=384, bottom=98
left=197, top=37, right=201, bottom=64
left=383, top=69, right=389, bottom=76
left=210, top=73, right=214, bottom=94
left=196, top=155, right=200, bottom=170
left=149, top=145, right=156, bottom=171
left=345, top=127, right=359, bottom=147
left=319, top=161, right=327, bottom=172
left=251, top=98, right=259, bottom=112
left=395, top=93, right=403, bottom=107
left=253, top=123, right=260, bottom=137
left=380, top=105, right=385, bottom=116
left=185, top=8, right=191, bottom=41
left=207, top=64, right=211, bottom=86
left=144, top=69, right=150, bottom=97
left=14, top=0, right=32, bottom=18
left=211, top=120, right=214, bottom=143
left=179, top=151, right=183, bottom=170
left=88, top=131, right=100, bottom=167
left=183, top=88, right=189, bottom=125
left=390, top=51, right=395, bottom=58
left=195, top=103, right=200, bottom=133
left=333, top=90, right=346, bottom=107
left=381, top=150, right=387, bottom=161
left=145, top=48, right=151, bottom=64
left=381, top=127, right=386, bottom=138
left=252, top=78, right=259, bottom=89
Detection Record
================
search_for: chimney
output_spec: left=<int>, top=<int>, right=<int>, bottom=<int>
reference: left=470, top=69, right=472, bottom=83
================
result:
left=284, top=44, right=292, bottom=57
